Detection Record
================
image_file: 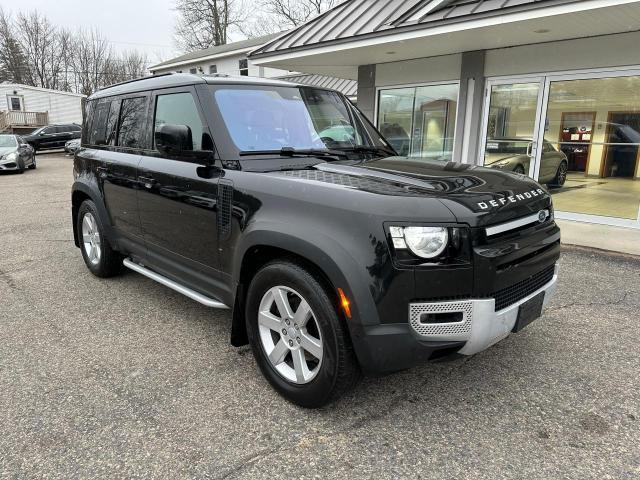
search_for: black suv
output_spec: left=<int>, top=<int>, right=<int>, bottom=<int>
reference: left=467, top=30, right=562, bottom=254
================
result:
left=24, top=123, right=82, bottom=151
left=72, top=74, right=560, bottom=407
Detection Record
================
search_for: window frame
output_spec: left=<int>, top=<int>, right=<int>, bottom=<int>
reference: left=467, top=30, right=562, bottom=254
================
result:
left=374, top=81, right=461, bottom=161
left=115, top=93, right=151, bottom=151
left=145, top=85, right=215, bottom=162
left=238, top=59, right=249, bottom=76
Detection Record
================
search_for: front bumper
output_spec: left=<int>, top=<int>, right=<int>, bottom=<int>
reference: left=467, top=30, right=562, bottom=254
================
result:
left=409, top=265, right=558, bottom=355
left=352, top=265, right=558, bottom=375
left=0, top=160, right=19, bottom=171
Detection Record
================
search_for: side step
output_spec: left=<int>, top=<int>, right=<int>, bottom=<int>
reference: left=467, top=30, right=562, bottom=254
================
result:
left=123, top=258, right=229, bottom=309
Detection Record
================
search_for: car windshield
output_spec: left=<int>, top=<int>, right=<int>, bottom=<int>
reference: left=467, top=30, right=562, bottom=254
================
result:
left=0, top=135, right=17, bottom=147
left=214, top=86, right=367, bottom=153
left=485, top=139, right=530, bottom=155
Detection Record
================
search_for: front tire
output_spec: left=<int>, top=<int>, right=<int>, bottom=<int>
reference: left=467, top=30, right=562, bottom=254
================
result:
left=76, top=200, right=123, bottom=278
left=246, top=261, right=360, bottom=408
left=28, top=154, right=36, bottom=169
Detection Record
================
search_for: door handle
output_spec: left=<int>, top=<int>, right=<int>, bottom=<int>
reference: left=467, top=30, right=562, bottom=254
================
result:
left=139, top=176, right=157, bottom=189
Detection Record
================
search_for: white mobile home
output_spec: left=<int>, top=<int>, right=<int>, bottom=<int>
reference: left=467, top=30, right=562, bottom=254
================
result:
left=0, top=83, right=85, bottom=134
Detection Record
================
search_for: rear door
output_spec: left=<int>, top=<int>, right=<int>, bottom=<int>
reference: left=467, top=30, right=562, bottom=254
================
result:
left=137, top=86, right=225, bottom=298
left=87, top=94, right=147, bottom=256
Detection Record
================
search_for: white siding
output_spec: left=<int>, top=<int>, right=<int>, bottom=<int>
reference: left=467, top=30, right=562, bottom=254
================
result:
left=484, top=31, right=640, bottom=77
left=0, top=85, right=84, bottom=124
left=153, top=52, right=289, bottom=78
left=375, top=54, right=462, bottom=87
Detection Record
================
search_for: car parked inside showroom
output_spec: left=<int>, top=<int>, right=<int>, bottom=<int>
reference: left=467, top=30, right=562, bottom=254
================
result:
left=72, top=74, right=560, bottom=408
left=0, top=134, right=36, bottom=172
left=23, top=123, right=82, bottom=152
left=484, top=138, right=568, bottom=187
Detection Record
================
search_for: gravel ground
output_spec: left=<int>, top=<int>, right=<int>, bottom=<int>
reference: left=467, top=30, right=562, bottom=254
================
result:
left=0, top=153, right=638, bottom=479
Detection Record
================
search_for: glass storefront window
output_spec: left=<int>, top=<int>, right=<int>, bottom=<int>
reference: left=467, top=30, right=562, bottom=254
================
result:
left=545, top=76, right=640, bottom=220
left=377, top=84, right=458, bottom=161
left=483, top=82, right=541, bottom=178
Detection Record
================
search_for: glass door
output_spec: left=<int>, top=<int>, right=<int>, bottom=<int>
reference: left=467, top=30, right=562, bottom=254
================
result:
left=479, top=79, right=545, bottom=180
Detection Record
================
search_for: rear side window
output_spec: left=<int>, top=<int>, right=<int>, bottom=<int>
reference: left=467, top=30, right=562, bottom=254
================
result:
left=117, top=97, right=147, bottom=148
left=105, top=101, right=120, bottom=145
left=154, top=92, right=205, bottom=151
left=89, top=102, right=110, bottom=145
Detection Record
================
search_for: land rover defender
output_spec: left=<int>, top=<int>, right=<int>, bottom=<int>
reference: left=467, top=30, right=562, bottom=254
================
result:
left=72, top=74, right=560, bottom=407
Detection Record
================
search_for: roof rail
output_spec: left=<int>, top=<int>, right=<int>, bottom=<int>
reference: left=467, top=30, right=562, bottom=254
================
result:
left=94, top=72, right=175, bottom=93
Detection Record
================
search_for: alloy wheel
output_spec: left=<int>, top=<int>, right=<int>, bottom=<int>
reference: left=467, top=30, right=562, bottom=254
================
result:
left=81, top=212, right=102, bottom=265
left=557, top=163, right=567, bottom=186
left=258, top=286, right=323, bottom=384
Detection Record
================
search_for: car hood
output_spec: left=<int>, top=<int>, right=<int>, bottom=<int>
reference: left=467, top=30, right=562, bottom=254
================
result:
left=0, top=146, right=17, bottom=157
left=483, top=153, right=523, bottom=166
left=310, top=157, right=552, bottom=227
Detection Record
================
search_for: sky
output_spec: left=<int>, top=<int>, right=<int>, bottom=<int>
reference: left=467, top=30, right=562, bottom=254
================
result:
left=1, top=0, right=181, bottom=64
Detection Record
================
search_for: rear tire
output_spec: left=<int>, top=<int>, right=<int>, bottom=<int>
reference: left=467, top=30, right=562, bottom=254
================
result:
left=76, top=200, right=123, bottom=278
left=550, top=161, right=568, bottom=187
left=246, top=260, right=360, bottom=408
left=28, top=155, right=36, bottom=169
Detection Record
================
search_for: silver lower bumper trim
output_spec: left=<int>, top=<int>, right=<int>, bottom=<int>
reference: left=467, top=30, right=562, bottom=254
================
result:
left=409, top=265, right=558, bottom=355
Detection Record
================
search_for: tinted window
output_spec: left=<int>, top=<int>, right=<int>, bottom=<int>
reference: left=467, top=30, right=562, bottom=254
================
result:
left=70, top=125, right=82, bottom=131
left=117, top=97, right=147, bottom=148
left=209, top=65, right=217, bottom=74
left=89, top=102, right=110, bottom=145
left=154, top=92, right=205, bottom=151
left=56, top=126, right=69, bottom=133
left=105, top=101, right=120, bottom=145
left=42, top=127, right=56, bottom=135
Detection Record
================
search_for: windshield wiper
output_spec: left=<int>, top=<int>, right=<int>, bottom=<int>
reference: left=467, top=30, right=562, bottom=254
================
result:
left=239, top=147, right=349, bottom=159
left=337, top=145, right=396, bottom=157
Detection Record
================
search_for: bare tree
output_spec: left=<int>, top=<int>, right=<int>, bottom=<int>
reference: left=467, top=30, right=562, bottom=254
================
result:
left=174, top=0, right=248, bottom=52
left=262, top=0, right=337, bottom=28
left=0, top=8, right=29, bottom=84
left=71, top=28, right=115, bottom=96
left=15, top=11, right=63, bottom=89
left=240, top=0, right=337, bottom=37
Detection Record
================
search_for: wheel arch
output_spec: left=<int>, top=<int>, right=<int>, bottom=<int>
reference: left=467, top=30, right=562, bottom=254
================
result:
left=71, top=182, right=112, bottom=248
left=230, top=228, right=374, bottom=353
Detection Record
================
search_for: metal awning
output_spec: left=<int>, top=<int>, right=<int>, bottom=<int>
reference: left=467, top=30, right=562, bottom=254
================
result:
left=276, top=73, right=358, bottom=98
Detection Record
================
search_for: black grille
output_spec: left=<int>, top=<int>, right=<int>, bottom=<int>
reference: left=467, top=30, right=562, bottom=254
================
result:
left=493, top=264, right=555, bottom=311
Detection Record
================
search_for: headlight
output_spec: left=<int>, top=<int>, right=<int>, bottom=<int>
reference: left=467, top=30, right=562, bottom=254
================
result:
left=389, top=226, right=449, bottom=259
left=1, top=152, right=17, bottom=161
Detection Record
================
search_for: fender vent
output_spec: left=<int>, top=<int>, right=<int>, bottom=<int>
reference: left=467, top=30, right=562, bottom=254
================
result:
left=217, top=180, right=233, bottom=239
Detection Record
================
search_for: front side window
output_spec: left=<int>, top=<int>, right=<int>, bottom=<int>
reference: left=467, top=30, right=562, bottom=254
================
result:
left=214, top=86, right=370, bottom=152
left=154, top=92, right=204, bottom=151
left=117, top=97, right=147, bottom=148
left=209, top=65, right=217, bottom=74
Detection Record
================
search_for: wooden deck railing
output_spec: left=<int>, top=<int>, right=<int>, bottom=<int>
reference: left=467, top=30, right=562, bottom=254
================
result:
left=0, top=111, right=49, bottom=130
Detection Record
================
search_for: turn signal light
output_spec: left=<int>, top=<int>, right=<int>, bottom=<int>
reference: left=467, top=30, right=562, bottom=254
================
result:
left=337, top=288, right=352, bottom=319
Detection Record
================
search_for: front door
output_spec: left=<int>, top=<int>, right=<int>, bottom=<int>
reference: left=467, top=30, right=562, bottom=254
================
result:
left=480, top=79, right=546, bottom=181
left=137, top=87, right=225, bottom=298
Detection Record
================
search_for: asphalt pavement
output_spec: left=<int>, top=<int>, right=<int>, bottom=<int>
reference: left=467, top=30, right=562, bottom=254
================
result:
left=0, top=153, right=638, bottom=479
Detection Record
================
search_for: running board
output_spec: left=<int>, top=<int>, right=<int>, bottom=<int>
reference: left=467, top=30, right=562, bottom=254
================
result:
left=123, top=258, right=229, bottom=309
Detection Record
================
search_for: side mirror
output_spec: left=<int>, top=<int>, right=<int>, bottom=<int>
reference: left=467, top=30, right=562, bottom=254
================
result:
left=155, top=124, right=193, bottom=155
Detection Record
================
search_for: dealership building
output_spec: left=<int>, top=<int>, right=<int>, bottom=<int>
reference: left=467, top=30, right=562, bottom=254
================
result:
left=250, top=0, right=640, bottom=233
